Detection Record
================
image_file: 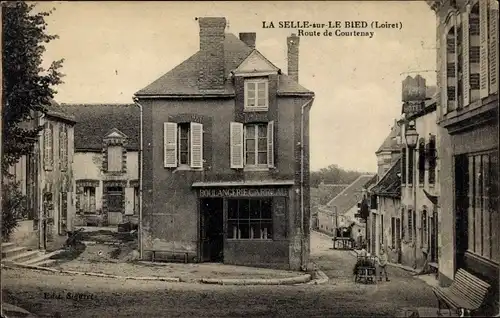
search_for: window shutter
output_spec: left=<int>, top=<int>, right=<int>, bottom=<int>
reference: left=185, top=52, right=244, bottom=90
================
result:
left=441, top=30, right=448, bottom=114
left=164, top=122, right=177, bottom=168
left=267, top=121, right=274, bottom=168
left=489, top=0, right=499, bottom=94
left=480, top=0, right=490, bottom=98
left=230, top=122, right=244, bottom=169
left=190, top=122, right=203, bottom=168
left=463, top=10, right=471, bottom=107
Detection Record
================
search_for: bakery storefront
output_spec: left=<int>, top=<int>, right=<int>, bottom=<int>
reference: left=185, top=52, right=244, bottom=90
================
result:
left=193, top=182, right=294, bottom=269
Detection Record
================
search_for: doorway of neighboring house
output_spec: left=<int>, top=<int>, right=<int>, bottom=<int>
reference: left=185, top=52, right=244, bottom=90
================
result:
left=396, top=218, right=402, bottom=263
left=455, top=155, right=469, bottom=269
left=58, top=192, right=67, bottom=235
left=430, top=209, right=438, bottom=263
left=200, top=198, right=224, bottom=262
left=107, top=186, right=124, bottom=226
left=371, top=212, right=377, bottom=254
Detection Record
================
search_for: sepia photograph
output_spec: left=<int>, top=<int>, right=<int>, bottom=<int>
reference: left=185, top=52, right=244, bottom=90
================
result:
left=0, top=1, right=499, bottom=317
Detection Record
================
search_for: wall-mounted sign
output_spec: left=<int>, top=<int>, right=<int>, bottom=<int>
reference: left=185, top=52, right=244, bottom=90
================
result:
left=402, top=75, right=426, bottom=102
left=199, top=188, right=288, bottom=198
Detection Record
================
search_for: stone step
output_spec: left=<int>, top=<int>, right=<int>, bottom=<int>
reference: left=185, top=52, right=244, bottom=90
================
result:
left=24, top=250, right=63, bottom=265
left=1, top=246, right=27, bottom=259
left=31, top=259, right=57, bottom=267
left=1, top=242, right=15, bottom=249
left=4, top=250, right=40, bottom=263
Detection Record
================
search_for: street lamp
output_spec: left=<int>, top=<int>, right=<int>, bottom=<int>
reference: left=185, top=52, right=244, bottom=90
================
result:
left=405, top=121, right=419, bottom=148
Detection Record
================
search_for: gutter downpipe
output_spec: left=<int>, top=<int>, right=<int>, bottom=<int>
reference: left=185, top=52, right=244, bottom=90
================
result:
left=300, top=96, right=314, bottom=271
left=132, top=96, right=144, bottom=260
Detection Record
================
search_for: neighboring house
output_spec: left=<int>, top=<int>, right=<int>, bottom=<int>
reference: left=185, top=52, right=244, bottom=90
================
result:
left=399, top=81, right=440, bottom=273
left=369, top=156, right=402, bottom=263
left=134, top=17, right=315, bottom=270
left=64, top=104, right=140, bottom=227
left=428, top=0, right=499, bottom=313
left=7, top=100, right=76, bottom=249
left=375, top=120, right=402, bottom=177
left=311, top=183, right=348, bottom=230
left=317, top=175, right=375, bottom=239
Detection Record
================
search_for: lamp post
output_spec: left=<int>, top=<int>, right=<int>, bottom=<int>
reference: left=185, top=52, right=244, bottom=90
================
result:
left=405, top=120, right=419, bottom=268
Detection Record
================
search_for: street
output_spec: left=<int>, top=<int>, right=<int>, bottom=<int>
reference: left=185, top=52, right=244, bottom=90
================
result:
left=2, top=232, right=437, bottom=317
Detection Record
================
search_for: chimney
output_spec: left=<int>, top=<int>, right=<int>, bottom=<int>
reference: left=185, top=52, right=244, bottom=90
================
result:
left=239, top=32, right=256, bottom=49
left=197, top=17, right=226, bottom=90
left=287, top=33, right=299, bottom=83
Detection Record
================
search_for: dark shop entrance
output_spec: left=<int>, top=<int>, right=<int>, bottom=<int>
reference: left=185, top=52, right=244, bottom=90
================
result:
left=200, top=198, right=224, bottom=262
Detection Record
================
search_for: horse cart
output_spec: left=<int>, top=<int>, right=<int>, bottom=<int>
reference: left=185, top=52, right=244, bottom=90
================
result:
left=332, top=226, right=355, bottom=250
left=354, top=254, right=377, bottom=284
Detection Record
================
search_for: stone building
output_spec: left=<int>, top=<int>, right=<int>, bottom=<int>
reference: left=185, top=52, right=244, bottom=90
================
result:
left=428, top=0, right=499, bottom=314
left=134, top=17, right=315, bottom=270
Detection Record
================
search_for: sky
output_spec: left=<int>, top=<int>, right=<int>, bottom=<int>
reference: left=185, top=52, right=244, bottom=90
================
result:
left=36, top=1, right=437, bottom=173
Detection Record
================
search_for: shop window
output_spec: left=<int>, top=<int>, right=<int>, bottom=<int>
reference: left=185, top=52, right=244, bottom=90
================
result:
left=467, top=152, right=499, bottom=263
left=227, top=198, right=273, bottom=240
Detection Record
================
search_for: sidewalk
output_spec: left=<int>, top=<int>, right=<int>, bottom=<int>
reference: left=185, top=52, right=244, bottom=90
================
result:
left=3, top=260, right=312, bottom=285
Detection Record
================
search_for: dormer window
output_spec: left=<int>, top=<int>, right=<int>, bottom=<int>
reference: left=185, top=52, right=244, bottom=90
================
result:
left=102, top=128, right=128, bottom=174
left=244, top=78, right=268, bottom=111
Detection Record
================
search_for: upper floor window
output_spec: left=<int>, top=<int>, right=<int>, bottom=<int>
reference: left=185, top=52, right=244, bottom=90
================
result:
left=427, top=135, right=437, bottom=185
left=107, top=146, right=123, bottom=172
left=43, top=123, right=53, bottom=170
left=164, top=122, right=203, bottom=169
left=230, top=121, right=274, bottom=169
left=418, top=138, right=426, bottom=185
left=244, top=79, right=268, bottom=111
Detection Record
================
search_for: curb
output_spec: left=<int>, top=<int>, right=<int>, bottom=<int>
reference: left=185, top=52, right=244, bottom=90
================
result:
left=306, top=269, right=329, bottom=285
left=1, top=262, right=181, bottom=283
left=2, top=303, right=37, bottom=318
left=2, top=261, right=313, bottom=286
left=81, top=241, right=129, bottom=246
left=200, top=273, right=311, bottom=285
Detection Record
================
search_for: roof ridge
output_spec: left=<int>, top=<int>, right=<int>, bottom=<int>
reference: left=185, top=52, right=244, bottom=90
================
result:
left=61, top=103, right=136, bottom=106
left=326, top=175, right=373, bottom=207
left=371, top=156, right=402, bottom=190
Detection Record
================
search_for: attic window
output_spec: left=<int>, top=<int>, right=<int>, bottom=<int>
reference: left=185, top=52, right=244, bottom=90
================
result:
left=244, top=78, right=268, bottom=111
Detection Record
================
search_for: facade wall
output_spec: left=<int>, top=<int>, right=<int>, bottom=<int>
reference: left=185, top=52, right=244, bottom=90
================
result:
left=73, top=151, right=139, bottom=226
left=141, top=95, right=311, bottom=270
left=400, top=110, right=440, bottom=269
left=317, top=209, right=336, bottom=235
left=433, top=0, right=499, bottom=313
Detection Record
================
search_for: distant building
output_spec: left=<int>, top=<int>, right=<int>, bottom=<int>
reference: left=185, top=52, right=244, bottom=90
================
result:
left=134, top=17, right=315, bottom=270
left=64, top=104, right=140, bottom=227
left=7, top=100, right=76, bottom=249
left=317, top=175, right=375, bottom=238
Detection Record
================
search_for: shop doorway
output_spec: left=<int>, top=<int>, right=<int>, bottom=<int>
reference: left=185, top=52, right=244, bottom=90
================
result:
left=200, top=198, right=224, bottom=262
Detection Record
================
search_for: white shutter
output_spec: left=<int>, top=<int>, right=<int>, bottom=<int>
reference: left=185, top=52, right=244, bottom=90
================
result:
left=230, top=122, right=244, bottom=169
left=480, top=0, right=490, bottom=98
left=124, top=187, right=134, bottom=215
left=190, top=122, right=203, bottom=168
left=164, top=122, right=177, bottom=168
left=267, top=121, right=274, bottom=168
left=489, top=0, right=499, bottom=94
left=463, top=10, right=471, bottom=107
left=441, top=29, right=448, bottom=114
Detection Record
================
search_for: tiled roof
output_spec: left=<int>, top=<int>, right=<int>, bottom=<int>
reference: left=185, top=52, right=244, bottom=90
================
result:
left=326, top=175, right=375, bottom=215
left=62, top=104, right=140, bottom=151
left=376, top=122, right=401, bottom=154
left=45, top=99, right=76, bottom=123
left=364, top=174, right=378, bottom=189
left=135, top=33, right=313, bottom=96
left=318, top=183, right=349, bottom=200
left=370, top=156, right=401, bottom=198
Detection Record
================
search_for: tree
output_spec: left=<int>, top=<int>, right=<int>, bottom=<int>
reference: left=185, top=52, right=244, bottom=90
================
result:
left=2, top=181, right=28, bottom=240
left=2, top=1, right=64, bottom=175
